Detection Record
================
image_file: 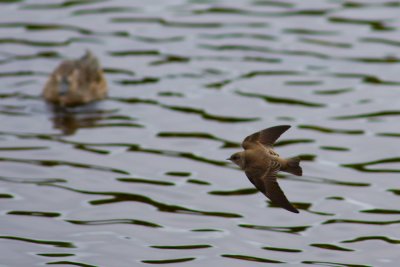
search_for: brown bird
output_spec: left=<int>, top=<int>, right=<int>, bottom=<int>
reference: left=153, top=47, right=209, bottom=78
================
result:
left=43, top=50, right=107, bottom=107
left=228, top=125, right=302, bottom=213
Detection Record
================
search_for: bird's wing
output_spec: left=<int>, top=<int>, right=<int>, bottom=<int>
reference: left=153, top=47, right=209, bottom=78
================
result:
left=245, top=162, right=299, bottom=213
left=242, top=125, right=291, bottom=149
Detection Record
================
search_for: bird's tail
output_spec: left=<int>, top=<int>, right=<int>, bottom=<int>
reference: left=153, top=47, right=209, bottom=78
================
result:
left=284, top=157, right=302, bottom=176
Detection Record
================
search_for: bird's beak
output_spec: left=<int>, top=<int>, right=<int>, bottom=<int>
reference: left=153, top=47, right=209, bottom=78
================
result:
left=226, top=157, right=231, bottom=161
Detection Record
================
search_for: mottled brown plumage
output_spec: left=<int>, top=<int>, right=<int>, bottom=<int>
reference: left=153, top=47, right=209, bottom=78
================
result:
left=228, top=125, right=302, bottom=213
left=43, top=50, right=107, bottom=107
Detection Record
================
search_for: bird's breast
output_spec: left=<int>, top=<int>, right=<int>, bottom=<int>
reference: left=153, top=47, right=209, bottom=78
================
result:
left=244, top=147, right=275, bottom=169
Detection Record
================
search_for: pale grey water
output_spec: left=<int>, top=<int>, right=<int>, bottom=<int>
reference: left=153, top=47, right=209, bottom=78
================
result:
left=0, top=0, right=400, bottom=266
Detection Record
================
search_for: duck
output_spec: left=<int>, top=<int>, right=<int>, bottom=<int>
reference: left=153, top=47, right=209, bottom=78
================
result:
left=43, top=50, right=107, bottom=107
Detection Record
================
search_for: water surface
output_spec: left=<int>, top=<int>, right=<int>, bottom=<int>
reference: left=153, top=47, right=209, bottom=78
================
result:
left=1, top=0, right=400, bottom=266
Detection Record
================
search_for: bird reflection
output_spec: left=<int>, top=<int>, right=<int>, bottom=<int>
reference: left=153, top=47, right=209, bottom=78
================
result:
left=48, top=103, right=107, bottom=135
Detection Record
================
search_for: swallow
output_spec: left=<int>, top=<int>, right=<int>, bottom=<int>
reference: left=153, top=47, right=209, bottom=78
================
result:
left=43, top=50, right=107, bottom=107
left=228, top=125, right=302, bottom=213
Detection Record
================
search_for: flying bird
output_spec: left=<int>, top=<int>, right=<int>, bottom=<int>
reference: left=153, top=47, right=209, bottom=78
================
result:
left=228, top=125, right=302, bottom=213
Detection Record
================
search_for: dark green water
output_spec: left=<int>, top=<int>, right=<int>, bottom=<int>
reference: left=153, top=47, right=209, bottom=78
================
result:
left=1, top=0, right=399, bottom=266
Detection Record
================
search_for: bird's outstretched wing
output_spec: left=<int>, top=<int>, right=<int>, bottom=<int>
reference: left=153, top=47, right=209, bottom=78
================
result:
left=242, top=125, right=291, bottom=149
left=245, top=163, right=299, bottom=213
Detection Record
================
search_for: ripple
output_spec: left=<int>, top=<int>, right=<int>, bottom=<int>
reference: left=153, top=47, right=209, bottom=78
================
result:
left=313, top=87, right=353, bottom=95
left=361, top=37, right=400, bottom=47
left=157, top=131, right=239, bottom=148
left=113, top=97, right=259, bottom=123
left=150, top=55, right=190, bottom=65
left=238, top=224, right=310, bottom=235
left=191, top=228, right=222, bottom=232
left=112, top=17, right=224, bottom=28
left=0, top=22, right=92, bottom=35
left=47, top=184, right=242, bottom=218
left=103, top=67, right=135, bottom=76
left=187, top=179, right=210, bottom=185
left=262, top=245, right=302, bottom=253
left=194, top=6, right=330, bottom=17
left=302, top=260, right=372, bottom=267
left=322, top=219, right=400, bottom=225
left=342, top=1, right=400, bottom=8
left=298, top=125, right=364, bottom=135
left=285, top=175, right=370, bottom=187
left=360, top=208, right=400, bottom=215
left=164, top=105, right=259, bottom=123
left=329, top=73, right=400, bottom=86
left=283, top=27, right=338, bottom=36
left=0, top=37, right=99, bottom=47
left=236, top=91, right=325, bottom=108
left=0, top=70, right=47, bottom=77
left=72, top=6, right=139, bottom=16
left=342, top=157, right=400, bottom=173
left=206, top=70, right=301, bottom=88
left=285, top=80, right=323, bottom=86
left=329, top=16, right=392, bottom=31
left=22, top=0, right=106, bottom=10
left=165, top=171, right=191, bottom=177
left=150, top=244, right=212, bottom=249
left=116, top=77, right=160, bottom=85
left=117, top=177, right=175, bottom=186
left=300, top=37, right=352, bottom=48
left=0, top=51, right=61, bottom=65
left=221, top=254, right=284, bottom=264
left=109, top=49, right=160, bottom=56
left=141, top=257, right=196, bottom=264
left=134, top=35, right=184, bottom=44
left=388, top=189, right=400, bottom=196
left=268, top=202, right=334, bottom=216
left=0, top=146, right=48, bottom=151
left=275, top=139, right=315, bottom=147
left=128, top=146, right=231, bottom=167
left=0, top=175, right=66, bottom=185
left=37, top=253, right=74, bottom=257
left=7, top=211, right=61, bottom=217
left=320, top=146, right=350, bottom=152
left=310, top=243, right=354, bottom=252
left=158, top=91, right=184, bottom=97
left=66, top=219, right=162, bottom=228
left=348, top=55, right=400, bottom=64
left=333, top=110, right=400, bottom=120
left=252, top=1, right=294, bottom=8
left=0, top=157, right=129, bottom=175
left=341, top=236, right=400, bottom=244
left=208, top=188, right=258, bottom=196
left=46, top=261, right=96, bottom=267
left=0, top=131, right=231, bottom=168
left=0, top=236, right=75, bottom=248
left=200, top=32, right=276, bottom=41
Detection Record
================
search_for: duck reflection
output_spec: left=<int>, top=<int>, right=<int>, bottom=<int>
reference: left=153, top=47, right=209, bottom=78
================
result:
left=43, top=50, right=109, bottom=135
left=48, top=103, right=108, bottom=135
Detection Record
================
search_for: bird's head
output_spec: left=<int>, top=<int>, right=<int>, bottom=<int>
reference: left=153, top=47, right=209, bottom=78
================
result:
left=227, top=152, right=245, bottom=169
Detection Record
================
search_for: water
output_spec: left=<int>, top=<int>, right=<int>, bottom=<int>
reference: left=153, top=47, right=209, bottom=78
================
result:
left=0, top=0, right=400, bottom=266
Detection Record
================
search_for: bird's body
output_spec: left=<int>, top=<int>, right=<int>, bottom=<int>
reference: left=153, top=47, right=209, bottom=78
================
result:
left=228, top=125, right=302, bottom=213
left=43, top=50, right=107, bottom=107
